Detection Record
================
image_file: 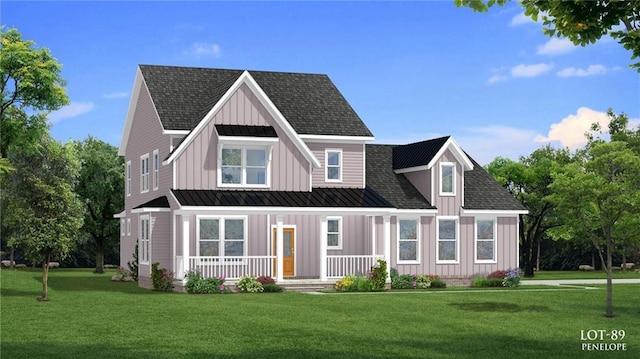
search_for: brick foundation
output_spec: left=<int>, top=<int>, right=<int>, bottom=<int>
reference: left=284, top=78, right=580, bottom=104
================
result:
left=138, top=275, right=152, bottom=289
left=441, top=276, right=473, bottom=287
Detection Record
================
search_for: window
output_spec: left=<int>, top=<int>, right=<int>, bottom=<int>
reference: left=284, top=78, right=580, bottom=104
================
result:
left=440, top=163, right=455, bottom=195
left=121, top=219, right=125, bottom=235
left=126, top=161, right=131, bottom=196
left=326, top=150, right=342, bottom=182
left=220, top=147, right=268, bottom=186
left=152, top=150, right=159, bottom=190
left=139, top=216, right=150, bottom=264
left=197, top=217, right=246, bottom=258
left=398, top=219, right=419, bottom=262
left=127, top=218, right=131, bottom=236
left=327, top=217, right=342, bottom=249
left=437, top=218, right=458, bottom=263
left=475, top=219, right=496, bottom=263
left=140, top=154, right=149, bottom=193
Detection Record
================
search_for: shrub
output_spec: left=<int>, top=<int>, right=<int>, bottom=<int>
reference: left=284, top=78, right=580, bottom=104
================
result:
left=369, top=259, right=388, bottom=291
left=355, top=276, right=372, bottom=291
left=389, top=267, right=399, bottom=279
left=430, top=278, right=447, bottom=288
left=415, top=274, right=432, bottom=289
left=151, top=262, right=174, bottom=292
left=127, top=240, right=139, bottom=281
left=335, top=275, right=357, bottom=291
left=185, top=271, right=230, bottom=294
left=472, top=276, right=504, bottom=287
left=391, top=274, right=415, bottom=289
left=488, top=270, right=508, bottom=279
left=237, top=275, right=264, bottom=293
left=256, top=276, right=276, bottom=285
left=262, top=284, right=283, bottom=293
left=503, top=268, right=522, bottom=287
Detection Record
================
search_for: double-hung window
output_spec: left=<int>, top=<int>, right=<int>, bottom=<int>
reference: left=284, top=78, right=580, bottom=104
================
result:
left=220, top=147, right=268, bottom=187
left=140, top=154, right=149, bottom=193
left=440, top=162, right=455, bottom=195
left=325, top=149, right=342, bottom=182
left=327, top=217, right=342, bottom=249
left=198, top=217, right=247, bottom=259
left=126, top=161, right=131, bottom=196
left=437, top=217, right=458, bottom=263
left=475, top=219, right=496, bottom=263
left=152, top=150, right=159, bottom=190
left=139, top=216, right=150, bottom=264
left=398, top=219, right=419, bottom=263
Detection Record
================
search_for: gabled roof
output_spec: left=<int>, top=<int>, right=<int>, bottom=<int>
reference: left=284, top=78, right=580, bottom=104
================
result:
left=133, top=196, right=170, bottom=209
left=393, top=136, right=473, bottom=172
left=138, top=65, right=373, bottom=137
left=365, top=144, right=435, bottom=210
left=463, top=156, right=527, bottom=211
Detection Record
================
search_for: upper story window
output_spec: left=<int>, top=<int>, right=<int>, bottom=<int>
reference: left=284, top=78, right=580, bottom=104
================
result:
left=327, top=217, right=342, bottom=249
left=325, top=149, right=342, bottom=182
left=140, top=154, right=149, bottom=193
left=219, top=146, right=270, bottom=187
left=440, top=162, right=455, bottom=196
left=126, top=160, right=131, bottom=197
left=152, top=150, right=159, bottom=190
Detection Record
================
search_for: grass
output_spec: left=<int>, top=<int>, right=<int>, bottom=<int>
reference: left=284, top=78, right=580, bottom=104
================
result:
left=2, top=269, right=639, bottom=359
left=526, top=270, right=640, bottom=280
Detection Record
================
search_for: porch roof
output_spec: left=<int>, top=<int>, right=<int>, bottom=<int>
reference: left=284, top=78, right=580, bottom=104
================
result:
left=133, top=196, right=170, bottom=209
left=171, top=188, right=394, bottom=208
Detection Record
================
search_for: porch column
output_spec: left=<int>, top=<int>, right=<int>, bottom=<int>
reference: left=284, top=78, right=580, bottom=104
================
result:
left=383, top=215, right=391, bottom=282
left=276, top=215, right=284, bottom=282
left=182, top=215, right=190, bottom=278
left=320, top=215, right=328, bottom=281
left=370, top=216, right=377, bottom=257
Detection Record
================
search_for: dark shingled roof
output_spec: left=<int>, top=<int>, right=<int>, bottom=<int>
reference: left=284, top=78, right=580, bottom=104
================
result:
left=463, top=156, right=527, bottom=211
left=139, top=65, right=373, bottom=137
left=172, top=188, right=393, bottom=208
left=215, top=124, right=277, bottom=137
left=365, top=144, right=435, bottom=210
left=133, top=196, right=170, bottom=209
left=392, top=136, right=450, bottom=170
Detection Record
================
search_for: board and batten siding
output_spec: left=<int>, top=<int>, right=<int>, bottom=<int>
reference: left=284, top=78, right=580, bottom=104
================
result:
left=404, top=170, right=431, bottom=202
left=173, top=83, right=310, bottom=191
left=150, top=212, right=172, bottom=271
left=433, top=149, right=463, bottom=216
left=308, top=143, right=364, bottom=188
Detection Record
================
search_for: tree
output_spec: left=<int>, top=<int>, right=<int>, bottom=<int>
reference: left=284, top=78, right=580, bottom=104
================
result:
left=75, top=137, right=124, bottom=273
left=549, top=141, right=640, bottom=317
left=455, top=0, right=640, bottom=71
left=486, top=145, right=572, bottom=277
left=5, top=136, right=84, bottom=301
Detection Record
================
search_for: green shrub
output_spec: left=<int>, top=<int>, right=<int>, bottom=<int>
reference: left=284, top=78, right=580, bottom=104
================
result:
left=472, top=276, right=504, bottom=287
left=369, top=259, right=388, bottom=291
left=391, top=274, right=414, bottom=289
left=151, top=262, right=174, bottom=292
left=262, top=284, right=283, bottom=293
left=127, top=240, right=139, bottom=281
left=389, top=267, right=399, bottom=279
left=237, top=275, right=264, bottom=293
left=335, top=275, right=357, bottom=291
left=355, top=276, right=372, bottom=291
left=503, top=268, right=522, bottom=287
left=184, top=271, right=229, bottom=294
left=430, top=278, right=447, bottom=288
left=415, top=274, right=432, bottom=289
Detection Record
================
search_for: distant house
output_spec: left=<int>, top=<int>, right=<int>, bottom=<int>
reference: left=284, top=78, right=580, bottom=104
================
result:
left=115, top=65, right=526, bottom=288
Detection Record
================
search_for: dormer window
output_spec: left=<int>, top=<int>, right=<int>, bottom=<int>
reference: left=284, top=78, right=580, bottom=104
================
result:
left=440, top=162, right=455, bottom=196
left=326, top=149, right=342, bottom=182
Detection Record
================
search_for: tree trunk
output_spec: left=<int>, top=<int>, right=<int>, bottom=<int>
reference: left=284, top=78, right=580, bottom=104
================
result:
left=605, top=239, right=614, bottom=318
left=40, top=254, right=50, bottom=301
left=94, top=237, right=105, bottom=274
left=621, top=249, right=627, bottom=273
left=536, top=238, right=541, bottom=272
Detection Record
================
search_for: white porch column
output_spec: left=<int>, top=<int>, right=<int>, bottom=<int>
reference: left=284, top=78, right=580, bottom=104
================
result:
left=320, top=215, right=328, bottom=281
left=276, top=215, right=284, bottom=282
left=182, top=215, right=190, bottom=278
left=371, top=216, right=377, bottom=257
left=383, top=215, right=391, bottom=282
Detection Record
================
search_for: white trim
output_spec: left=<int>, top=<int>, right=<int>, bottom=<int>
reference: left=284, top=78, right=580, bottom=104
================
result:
left=461, top=209, right=528, bottom=216
left=516, top=215, right=520, bottom=269
left=217, top=145, right=271, bottom=188
left=163, top=130, right=189, bottom=135
left=118, top=68, right=143, bottom=156
left=394, top=165, right=430, bottom=174
left=326, top=216, right=342, bottom=250
left=132, top=207, right=171, bottom=214
left=361, top=143, right=366, bottom=187
left=474, top=217, right=498, bottom=264
left=439, top=162, right=456, bottom=196
left=300, top=134, right=375, bottom=143
left=382, top=216, right=391, bottom=282
left=325, top=149, right=343, bottom=182
left=217, top=136, right=279, bottom=145
left=152, top=149, right=159, bottom=191
left=427, top=137, right=473, bottom=171
left=394, top=209, right=438, bottom=215
left=126, top=161, right=131, bottom=197
left=114, top=210, right=126, bottom=218
left=308, top=162, right=313, bottom=192
left=127, top=218, right=131, bottom=236
left=276, top=216, right=284, bottom=282
left=436, top=216, right=459, bottom=264
left=120, top=219, right=125, bottom=235
left=270, top=224, right=297, bottom=278
left=139, top=215, right=150, bottom=265
left=174, top=206, right=434, bottom=216
left=172, top=161, right=176, bottom=190
left=319, top=216, right=328, bottom=281
left=397, top=217, right=420, bottom=264
left=140, top=153, right=149, bottom=193
left=430, top=170, right=435, bottom=205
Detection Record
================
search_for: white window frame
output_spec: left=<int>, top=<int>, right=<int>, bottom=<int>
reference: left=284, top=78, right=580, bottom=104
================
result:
left=152, top=149, right=159, bottom=191
left=436, top=216, right=459, bottom=264
left=139, top=215, right=150, bottom=264
left=325, top=149, right=342, bottom=182
left=140, top=154, right=149, bottom=193
left=217, top=145, right=271, bottom=188
left=120, top=219, right=125, bottom=236
left=326, top=216, right=342, bottom=250
left=397, top=218, right=420, bottom=264
left=127, top=218, right=131, bottom=236
left=440, top=162, right=455, bottom=196
left=126, top=160, right=131, bottom=197
left=196, top=216, right=248, bottom=259
left=474, top=217, right=497, bottom=263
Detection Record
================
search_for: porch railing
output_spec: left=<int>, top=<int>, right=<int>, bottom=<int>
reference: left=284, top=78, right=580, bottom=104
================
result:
left=326, top=255, right=384, bottom=279
left=187, top=256, right=275, bottom=280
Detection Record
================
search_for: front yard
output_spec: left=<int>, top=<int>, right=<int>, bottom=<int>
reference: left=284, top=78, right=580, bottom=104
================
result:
left=1, top=269, right=638, bottom=358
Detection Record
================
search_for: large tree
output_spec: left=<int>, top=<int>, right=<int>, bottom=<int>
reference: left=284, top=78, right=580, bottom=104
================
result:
left=75, top=137, right=124, bottom=273
left=549, top=141, right=640, bottom=317
left=5, top=136, right=84, bottom=301
left=455, top=0, right=640, bottom=71
left=486, top=145, right=572, bottom=277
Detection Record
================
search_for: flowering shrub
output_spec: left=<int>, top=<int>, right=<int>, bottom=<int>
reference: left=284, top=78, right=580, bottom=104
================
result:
left=488, top=270, right=508, bottom=279
left=335, top=275, right=356, bottom=291
left=414, top=274, right=432, bottom=289
left=237, top=275, right=264, bottom=293
left=391, top=273, right=445, bottom=289
left=369, top=259, right=388, bottom=291
left=391, top=274, right=415, bottom=289
left=151, top=262, right=174, bottom=292
left=116, top=266, right=129, bottom=278
left=256, top=276, right=276, bottom=285
left=185, top=271, right=230, bottom=294
left=472, top=268, right=522, bottom=288
left=502, top=268, right=522, bottom=287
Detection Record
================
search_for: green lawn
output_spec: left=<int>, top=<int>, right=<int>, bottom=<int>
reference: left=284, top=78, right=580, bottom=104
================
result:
left=1, top=269, right=639, bottom=359
left=526, top=270, right=640, bottom=280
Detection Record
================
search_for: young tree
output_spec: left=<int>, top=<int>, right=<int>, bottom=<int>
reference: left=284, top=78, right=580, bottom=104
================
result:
left=549, top=141, right=640, bottom=317
left=455, top=0, right=640, bottom=71
left=5, top=136, right=84, bottom=301
left=74, top=137, right=124, bottom=273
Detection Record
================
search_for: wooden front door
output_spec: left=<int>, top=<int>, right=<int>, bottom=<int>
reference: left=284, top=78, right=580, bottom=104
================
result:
left=273, top=228, right=295, bottom=277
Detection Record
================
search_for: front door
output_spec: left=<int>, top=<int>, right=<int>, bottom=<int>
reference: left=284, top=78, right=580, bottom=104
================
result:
left=272, top=228, right=295, bottom=277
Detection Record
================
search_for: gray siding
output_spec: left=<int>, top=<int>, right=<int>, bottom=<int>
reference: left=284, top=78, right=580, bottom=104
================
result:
left=404, top=169, right=431, bottom=203
left=308, top=143, right=364, bottom=188
left=151, top=212, right=172, bottom=270
left=433, top=149, right=463, bottom=216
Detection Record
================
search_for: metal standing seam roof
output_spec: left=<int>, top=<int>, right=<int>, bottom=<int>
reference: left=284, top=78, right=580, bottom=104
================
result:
left=133, top=196, right=170, bottom=209
left=215, top=124, right=278, bottom=137
left=392, top=136, right=450, bottom=170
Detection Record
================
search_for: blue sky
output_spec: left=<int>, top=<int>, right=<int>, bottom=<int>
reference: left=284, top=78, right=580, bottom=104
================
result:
left=3, top=1, right=638, bottom=164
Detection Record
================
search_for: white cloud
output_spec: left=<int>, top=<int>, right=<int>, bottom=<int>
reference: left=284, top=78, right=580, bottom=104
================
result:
left=556, top=64, right=607, bottom=78
left=487, top=74, right=508, bottom=84
left=48, top=102, right=94, bottom=124
left=102, top=92, right=128, bottom=99
left=510, top=12, right=533, bottom=26
left=534, top=107, right=611, bottom=149
left=455, top=125, right=539, bottom=165
left=536, top=38, right=575, bottom=55
left=511, top=63, right=554, bottom=77
left=188, top=42, right=222, bottom=58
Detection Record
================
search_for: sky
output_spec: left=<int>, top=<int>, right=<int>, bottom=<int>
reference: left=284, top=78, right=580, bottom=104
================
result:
left=3, top=0, right=639, bottom=164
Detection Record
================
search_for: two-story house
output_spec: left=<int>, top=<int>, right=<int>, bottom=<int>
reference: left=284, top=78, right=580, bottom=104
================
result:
left=116, top=65, right=526, bottom=288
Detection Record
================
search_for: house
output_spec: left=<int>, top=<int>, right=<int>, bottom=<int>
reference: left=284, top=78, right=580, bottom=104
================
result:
left=116, top=65, right=527, bottom=289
